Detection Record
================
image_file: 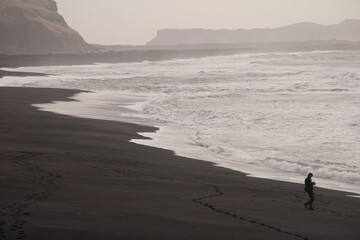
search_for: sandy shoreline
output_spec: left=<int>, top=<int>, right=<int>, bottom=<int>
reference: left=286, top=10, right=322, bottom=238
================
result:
left=0, top=87, right=359, bottom=239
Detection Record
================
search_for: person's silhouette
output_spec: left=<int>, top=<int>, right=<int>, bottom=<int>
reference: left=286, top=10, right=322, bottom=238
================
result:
left=304, top=173, right=316, bottom=210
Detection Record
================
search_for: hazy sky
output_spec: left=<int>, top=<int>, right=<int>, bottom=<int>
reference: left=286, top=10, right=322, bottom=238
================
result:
left=55, top=0, right=360, bottom=45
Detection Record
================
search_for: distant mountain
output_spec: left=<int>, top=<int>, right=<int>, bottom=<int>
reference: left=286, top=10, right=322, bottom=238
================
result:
left=0, top=0, right=91, bottom=53
left=147, top=19, right=360, bottom=46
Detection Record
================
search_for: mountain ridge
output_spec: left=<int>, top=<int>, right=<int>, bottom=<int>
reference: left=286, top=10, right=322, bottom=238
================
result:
left=147, top=19, right=360, bottom=46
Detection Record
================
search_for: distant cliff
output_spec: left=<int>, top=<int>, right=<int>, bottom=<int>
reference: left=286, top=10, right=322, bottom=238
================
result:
left=147, top=19, right=360, bottom=46
left=0, top=0, right=91, bottom=53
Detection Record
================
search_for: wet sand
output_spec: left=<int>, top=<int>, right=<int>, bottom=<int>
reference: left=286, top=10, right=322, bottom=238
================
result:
left=0, top=70, right=48, bottom=78
left=0, top=87, right=359, bottom=240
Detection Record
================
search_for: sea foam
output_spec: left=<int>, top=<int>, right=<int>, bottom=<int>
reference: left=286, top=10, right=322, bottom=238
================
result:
left=1, top=50, right=360, bottom=195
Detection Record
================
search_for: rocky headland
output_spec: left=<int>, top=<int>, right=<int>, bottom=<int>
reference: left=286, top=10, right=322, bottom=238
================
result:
left=0, top=0, right=91, bottom=53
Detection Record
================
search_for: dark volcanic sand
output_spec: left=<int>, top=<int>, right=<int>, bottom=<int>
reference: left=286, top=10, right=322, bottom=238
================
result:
left=0, top=87, right=359, bottom=240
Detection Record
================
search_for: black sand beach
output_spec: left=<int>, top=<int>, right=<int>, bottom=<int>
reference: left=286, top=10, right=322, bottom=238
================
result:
left=0, top=87, right=359, bottom=240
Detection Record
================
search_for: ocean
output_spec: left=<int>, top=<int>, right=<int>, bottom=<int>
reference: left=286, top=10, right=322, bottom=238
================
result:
left=2, top=50, right=360, bottom=195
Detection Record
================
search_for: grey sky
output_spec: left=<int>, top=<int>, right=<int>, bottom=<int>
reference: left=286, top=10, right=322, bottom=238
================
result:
left=55, top=0, right=360, bottom=45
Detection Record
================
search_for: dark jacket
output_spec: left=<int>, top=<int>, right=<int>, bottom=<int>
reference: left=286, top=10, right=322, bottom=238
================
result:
left=305, top=177, right=314, bottom=193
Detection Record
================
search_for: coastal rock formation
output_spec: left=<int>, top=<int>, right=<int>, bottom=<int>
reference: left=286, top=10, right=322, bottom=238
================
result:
left=147, top=19, right=360, bottom=46
left=0, top=0, right=90, bottom=53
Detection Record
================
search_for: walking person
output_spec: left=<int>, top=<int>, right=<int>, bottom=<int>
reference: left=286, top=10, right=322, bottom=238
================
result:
left=304, top=173, right=316, bottom=210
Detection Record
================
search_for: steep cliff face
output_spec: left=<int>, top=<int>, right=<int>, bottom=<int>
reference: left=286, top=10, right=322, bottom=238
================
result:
left=147, top=19, right=360, bottom=46
left=0, top=0, right=90, bottom=53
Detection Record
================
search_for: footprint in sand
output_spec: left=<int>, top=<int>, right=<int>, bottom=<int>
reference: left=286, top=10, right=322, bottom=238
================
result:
left=192, top=183, right=309, bottom=240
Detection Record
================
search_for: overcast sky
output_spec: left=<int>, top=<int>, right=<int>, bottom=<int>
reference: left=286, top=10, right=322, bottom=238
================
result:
left=55, top=0, right=360, bottom=45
